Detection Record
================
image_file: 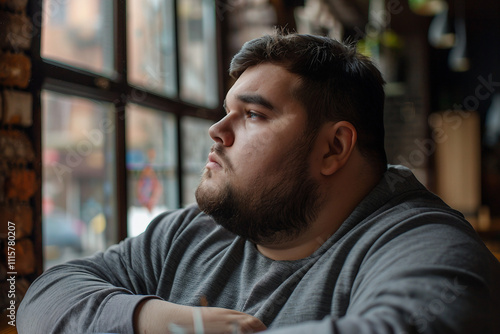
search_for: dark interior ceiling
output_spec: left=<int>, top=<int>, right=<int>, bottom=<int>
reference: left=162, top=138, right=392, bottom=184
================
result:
left=323, top=0, right=500, bottom=34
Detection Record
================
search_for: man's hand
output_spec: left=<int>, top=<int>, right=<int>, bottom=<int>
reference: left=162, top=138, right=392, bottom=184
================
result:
left=196, top=307, right=267, bottom=333
left=135, top=299, right=267, bottom=334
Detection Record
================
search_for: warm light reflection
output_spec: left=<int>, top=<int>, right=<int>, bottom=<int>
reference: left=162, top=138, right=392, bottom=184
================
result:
left=41, top=0, right=114, bottom=76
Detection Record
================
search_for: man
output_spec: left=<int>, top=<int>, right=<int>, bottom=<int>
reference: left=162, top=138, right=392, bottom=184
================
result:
left=19, top=32, right=500, bottom=333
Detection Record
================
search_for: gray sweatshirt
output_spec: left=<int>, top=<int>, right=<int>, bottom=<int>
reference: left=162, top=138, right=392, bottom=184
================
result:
left=18, top=166, right=500, bottom=333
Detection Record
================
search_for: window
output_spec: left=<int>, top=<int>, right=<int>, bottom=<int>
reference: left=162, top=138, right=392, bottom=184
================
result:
left=42, top=91, right=117, bottom=267
left=41, top=0, right=114, bottom=76
left=126, top=104, right=178, bottom=236
left=177, top=0, right=218, bottom=107
left=127, top=0, right=177, bottom=96
left=39, top=0, right=221, bottom=268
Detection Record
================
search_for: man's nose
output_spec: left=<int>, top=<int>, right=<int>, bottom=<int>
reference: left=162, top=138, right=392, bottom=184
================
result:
left=209, top=114, right=235, bottom=147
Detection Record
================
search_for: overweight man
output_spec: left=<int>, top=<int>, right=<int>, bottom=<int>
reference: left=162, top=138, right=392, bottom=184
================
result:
left=18, top=32, right=500, bottom=334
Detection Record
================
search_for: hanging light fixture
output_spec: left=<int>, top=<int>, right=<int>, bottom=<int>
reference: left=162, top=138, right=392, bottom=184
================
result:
left=448, top=16, right=469, bottom=71
left=409, top=0, right=448, bottom=16
left=448, top=0, right=469, bottom=71
left=428, top=7, right=455, bottom=48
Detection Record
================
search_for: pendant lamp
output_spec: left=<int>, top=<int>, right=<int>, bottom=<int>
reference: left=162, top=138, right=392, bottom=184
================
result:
left=448, top=0, right=469, bottom=71
left=428, top=7, right=455, bottom=48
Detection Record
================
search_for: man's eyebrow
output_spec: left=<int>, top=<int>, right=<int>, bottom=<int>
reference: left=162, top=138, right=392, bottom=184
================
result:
left=236, top=94, right=276, bottom=111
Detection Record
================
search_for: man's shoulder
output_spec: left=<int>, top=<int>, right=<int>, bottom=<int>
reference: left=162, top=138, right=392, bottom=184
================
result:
left=352, top=165, right=468, bottom=233
left=376, top=165, right=468, bottom=221
left=353, top=175, right=497, bottom=272
left=367, top=185, right=476, bottom=244
left=349, top=166, right=484, bottom=255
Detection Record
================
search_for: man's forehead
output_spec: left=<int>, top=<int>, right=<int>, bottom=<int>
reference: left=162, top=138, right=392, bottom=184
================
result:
left=225, top=63, right=301, bottom=106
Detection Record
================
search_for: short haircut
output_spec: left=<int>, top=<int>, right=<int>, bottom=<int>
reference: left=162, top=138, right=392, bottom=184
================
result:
left=229, top=32, right=388, bottom=174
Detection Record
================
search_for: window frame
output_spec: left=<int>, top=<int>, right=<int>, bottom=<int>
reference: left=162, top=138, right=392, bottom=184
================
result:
left=30, top=0, right=226, bottom=261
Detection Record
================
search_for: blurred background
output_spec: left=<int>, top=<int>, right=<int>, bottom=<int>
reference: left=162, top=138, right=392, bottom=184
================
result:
left=0, top=0, right=499, bottom=314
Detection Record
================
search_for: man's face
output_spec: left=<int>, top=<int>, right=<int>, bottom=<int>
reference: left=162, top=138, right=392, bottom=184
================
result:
left=195, top=63, right=324, bottom=244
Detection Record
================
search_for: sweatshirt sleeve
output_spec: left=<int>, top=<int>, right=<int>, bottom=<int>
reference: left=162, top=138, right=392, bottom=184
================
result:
left=333, top=212, right=500, bottom=334
left=17, top=207, right=198, bottom=334
left=263, top=212, right=500, bottom=334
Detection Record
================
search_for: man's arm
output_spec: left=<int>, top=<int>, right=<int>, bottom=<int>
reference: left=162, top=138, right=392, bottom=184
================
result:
left=17, top=209, right=176, bottom=334
left=17, top=207, right=265, bottom=333
left=135, top=299, right=266, bottom=333
left=260, top=273, right=495, bottom=334
left=261, top=271, right=497, bottom=334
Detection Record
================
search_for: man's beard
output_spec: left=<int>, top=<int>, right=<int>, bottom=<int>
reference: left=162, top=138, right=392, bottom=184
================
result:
left=195, top=133, right=323, bottom=244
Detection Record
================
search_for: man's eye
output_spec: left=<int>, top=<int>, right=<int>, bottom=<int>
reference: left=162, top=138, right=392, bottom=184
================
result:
left=246, top=111, right=262, bottom=119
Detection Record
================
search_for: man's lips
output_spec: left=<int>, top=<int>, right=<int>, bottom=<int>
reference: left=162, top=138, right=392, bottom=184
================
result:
left=206, top=152, right=223, bottom=170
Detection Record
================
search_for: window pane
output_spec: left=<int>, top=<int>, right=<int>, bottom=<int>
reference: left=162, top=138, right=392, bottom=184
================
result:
left=178, top=0, right=218, bottom=107
left=127, top=0, right=177, bottom=96
left=42, top=90, right=117, bottom=269
left=181, top=116, right=214, bottom=206
left=41, top=0, right=114, bottom=76
left=126, top=104, right=178, bottom=236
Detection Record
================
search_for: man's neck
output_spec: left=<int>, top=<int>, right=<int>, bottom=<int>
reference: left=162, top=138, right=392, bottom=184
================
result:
left=256, top=161, right=383, bottom=261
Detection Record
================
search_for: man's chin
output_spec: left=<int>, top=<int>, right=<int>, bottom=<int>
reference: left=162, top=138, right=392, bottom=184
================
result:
left=195, top=180, right=225, bottom=211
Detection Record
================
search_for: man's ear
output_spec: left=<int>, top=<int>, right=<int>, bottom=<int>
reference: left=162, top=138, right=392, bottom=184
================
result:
left=321, top=121, right=357, bottom=176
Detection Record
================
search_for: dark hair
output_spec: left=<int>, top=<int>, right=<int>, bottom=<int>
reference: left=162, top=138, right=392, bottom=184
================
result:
left=229, top=32, right=387, bottom=174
